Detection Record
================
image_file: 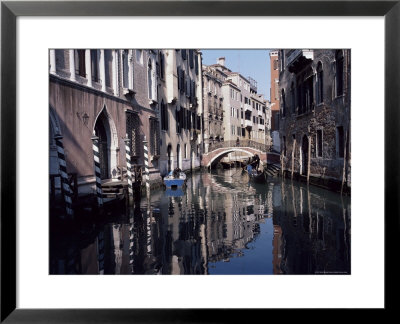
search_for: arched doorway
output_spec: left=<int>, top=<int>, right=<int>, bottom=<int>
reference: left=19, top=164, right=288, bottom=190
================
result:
left=301, top=135, right=309, bottom=175
left=94, top=111, right=110, bottom=180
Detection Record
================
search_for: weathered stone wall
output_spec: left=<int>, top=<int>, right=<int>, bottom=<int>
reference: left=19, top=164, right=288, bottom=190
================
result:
left=278, top=49, right=351, bottom=187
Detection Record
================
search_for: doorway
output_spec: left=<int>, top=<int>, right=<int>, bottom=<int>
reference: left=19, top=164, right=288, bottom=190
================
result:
left=301, top=135, right=309, bottom=175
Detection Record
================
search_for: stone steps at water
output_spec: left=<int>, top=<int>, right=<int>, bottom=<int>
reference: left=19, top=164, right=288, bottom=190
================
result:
left=265, top=163, right=281, bottom=177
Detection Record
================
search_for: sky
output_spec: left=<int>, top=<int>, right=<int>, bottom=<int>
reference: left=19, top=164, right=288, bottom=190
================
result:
left=201, top=49, right=271, bottom=101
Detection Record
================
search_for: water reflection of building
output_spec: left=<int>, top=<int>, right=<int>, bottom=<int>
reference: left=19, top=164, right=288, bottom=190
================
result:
left=201, top=171, right=268, bottom=263
left=50, top=170, right=350, bottom=275
left=274, top=180, right=350, bottom=274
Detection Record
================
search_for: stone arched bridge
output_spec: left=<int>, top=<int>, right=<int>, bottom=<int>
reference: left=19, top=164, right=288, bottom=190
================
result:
left=201, top=140, right=269, bottom=167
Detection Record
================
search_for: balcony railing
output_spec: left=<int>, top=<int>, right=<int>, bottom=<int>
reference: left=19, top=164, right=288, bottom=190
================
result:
left=286, top=49, right=314, bottom=71
left=245, top=120, right=252, bottom=128
left=208, top=139, right=269, bottom=153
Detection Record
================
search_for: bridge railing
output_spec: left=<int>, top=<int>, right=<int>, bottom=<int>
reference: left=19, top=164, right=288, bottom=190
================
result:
left=207, top=139, right=269, bottom=153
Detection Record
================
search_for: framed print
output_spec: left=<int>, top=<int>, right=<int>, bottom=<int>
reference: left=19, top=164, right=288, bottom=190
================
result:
left=1, top=0, right=398, bottom=322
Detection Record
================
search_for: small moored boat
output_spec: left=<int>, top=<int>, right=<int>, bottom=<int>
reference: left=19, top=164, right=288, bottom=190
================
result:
left=164, top=168, right=187, bottom=189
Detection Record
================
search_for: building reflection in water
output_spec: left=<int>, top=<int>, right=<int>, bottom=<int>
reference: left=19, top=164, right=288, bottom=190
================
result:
left=50, top=169, right=350, bottom=275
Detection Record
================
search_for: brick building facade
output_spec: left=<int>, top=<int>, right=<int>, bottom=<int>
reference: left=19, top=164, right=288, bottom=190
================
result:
left=269, top=50, right=280, bottom=152
left=278, top=49, right=351, bottom=191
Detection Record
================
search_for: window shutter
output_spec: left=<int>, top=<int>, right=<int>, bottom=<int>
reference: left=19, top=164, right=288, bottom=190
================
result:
left=160, top=53, right=165, bottom=79
left=195, top=55, right=199, bottom=75
left=189, top=50, right=194, bottom=69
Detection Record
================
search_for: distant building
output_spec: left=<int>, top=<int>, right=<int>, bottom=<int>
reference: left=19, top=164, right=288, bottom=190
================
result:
left=202, top=60, right=226, bottom=153
left=203, top=57, right=271, bottom=164
left=278, top=49, right=351, bottom=191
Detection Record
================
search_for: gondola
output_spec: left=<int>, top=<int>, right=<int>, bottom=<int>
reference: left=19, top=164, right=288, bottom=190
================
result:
left=245, top=164, right=267, bottom=183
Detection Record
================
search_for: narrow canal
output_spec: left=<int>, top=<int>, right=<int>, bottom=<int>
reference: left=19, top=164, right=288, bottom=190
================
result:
left=50, top=169, right=351, bottom=275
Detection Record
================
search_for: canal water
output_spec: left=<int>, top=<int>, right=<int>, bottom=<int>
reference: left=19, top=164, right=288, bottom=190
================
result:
left=50, top=169, right=351, bottom=275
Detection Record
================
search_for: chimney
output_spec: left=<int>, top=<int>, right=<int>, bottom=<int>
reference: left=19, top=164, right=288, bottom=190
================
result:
left=217, top=57, right=225, bottom=66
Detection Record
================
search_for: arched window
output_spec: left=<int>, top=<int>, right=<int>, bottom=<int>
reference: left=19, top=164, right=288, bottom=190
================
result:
left=317, top=62, right=323, bottom=104
left=336, top=50, right=344, bottom=97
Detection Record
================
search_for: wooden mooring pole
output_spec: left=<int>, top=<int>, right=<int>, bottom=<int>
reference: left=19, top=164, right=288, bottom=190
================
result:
left=307, top=136, right=311, bottom=185
left=341, top=130, right=348, bottom=195
left=91, top=135, right=104, bottom=207
left=124, top=137, right=133, bottom=203
left=54, top=134, right=74, bottom=218
left=291, top=139, right=296, bottom=180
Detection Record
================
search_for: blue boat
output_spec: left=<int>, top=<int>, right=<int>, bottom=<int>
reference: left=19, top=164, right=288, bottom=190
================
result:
left=164, top=169, right=187, bottom=189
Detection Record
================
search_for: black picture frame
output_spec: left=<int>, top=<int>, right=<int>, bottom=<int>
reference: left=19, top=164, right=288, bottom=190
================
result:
left=1, top=0, right=398, bottom=322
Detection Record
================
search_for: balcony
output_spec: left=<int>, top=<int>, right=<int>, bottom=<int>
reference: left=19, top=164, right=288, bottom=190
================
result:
left=244, top=104, right=252, bottom=112
left=245, top=120, right=252, bottom=128
left=286, top=49, right=314, bottom=73
left=257, top=109, right=262, bottom=116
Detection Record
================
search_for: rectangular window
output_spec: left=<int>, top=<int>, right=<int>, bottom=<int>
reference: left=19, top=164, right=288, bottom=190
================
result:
left=160, top=102, right=168, bottom=131
left=184, top=144, right=187, bottom=159
left=336, top=58, right=344, bottom=96
left=336, top=126, right=344, bottom=158
left=159, top=52, right=165, bottom=80
left=317, top=70, right=323, bottom=104
left=316, top=129, right=323, bottom=157
left=122, top=50, right=129, bottom=89
left=189, top=50, right=194, bottom=69
left=149, top=118, right=160, bottom=156
left=274, top=59, right=278, bottom=70
left=126, top=112, right=141, bottom=161
left=181, top=49, right=187, bottom=60
left=104, top=50, right=113, bottom=88
left=90, top=50, right=100, bottom=83
left=195, top=54, right=199, bottom=75
left=74, top=50, right=86, bottom=77
left=176, top=109, right=181, bottom=134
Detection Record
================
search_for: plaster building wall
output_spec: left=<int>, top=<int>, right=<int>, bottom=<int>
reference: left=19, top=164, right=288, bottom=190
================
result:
left=157, top=49, right=203, bottom=176
left=222, top=81, right=242, bottom=143
left=278, top=49, right=351, bottom=191
left=49, top=49, right=163, bottom=197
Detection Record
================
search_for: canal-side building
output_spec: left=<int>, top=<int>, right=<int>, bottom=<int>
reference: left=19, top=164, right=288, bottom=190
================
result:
left=269, top=50, right=281, bottom=152
left=277, top=49, right=351, bottom=192
left=49, top=49, right=163, bottom=200
left=157, top=49, right=203, bottom=176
